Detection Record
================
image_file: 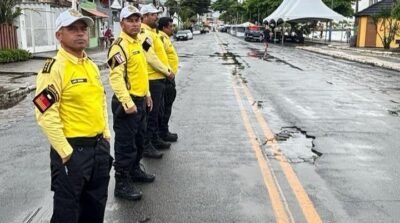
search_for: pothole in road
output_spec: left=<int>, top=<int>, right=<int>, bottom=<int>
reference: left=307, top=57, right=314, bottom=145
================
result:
left=267, top=126, right=322, bottom=164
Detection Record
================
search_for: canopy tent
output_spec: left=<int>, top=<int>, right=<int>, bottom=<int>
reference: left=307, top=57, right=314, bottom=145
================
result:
left=263, top=0, right=345, bottom=24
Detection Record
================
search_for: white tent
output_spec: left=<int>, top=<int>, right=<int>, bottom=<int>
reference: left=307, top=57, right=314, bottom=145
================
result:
left=263, top=0, right=345, bottom=24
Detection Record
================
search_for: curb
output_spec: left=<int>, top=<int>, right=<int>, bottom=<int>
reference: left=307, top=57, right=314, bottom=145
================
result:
left=296, top=46, right=400, bottom=72
left=0, top=85, right=35, bottom=110
left=0, top=62, right=108, bottom=109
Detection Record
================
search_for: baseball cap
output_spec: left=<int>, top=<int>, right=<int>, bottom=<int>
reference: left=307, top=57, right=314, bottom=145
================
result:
left=140, top=4, right=162, bottom=15
left=120, top=5, right=141, bottom=21
left=55, top=9, right=94, bottom=32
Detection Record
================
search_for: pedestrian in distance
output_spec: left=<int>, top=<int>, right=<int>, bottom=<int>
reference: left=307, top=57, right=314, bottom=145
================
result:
left=139, top=4, right=175, bottom=159
left=107, top=5, right=156, bottom=201
left=33, top=8, right=112, bottom=223
left=345, top=28, right=351, bottom=43
left=262, top=24, right=272, bottom=58
left=104, top=26, right=114, bottom=48
left=158, top=17, right=179, bottom=142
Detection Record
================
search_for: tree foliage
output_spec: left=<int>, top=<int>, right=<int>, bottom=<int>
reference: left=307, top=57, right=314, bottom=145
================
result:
left=0, top=0, right=22, bottom=25
left=165, top=0, right=210, bottom=24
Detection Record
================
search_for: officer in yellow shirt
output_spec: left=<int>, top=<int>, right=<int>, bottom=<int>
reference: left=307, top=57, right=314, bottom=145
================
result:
left=139, top=4, right=174, bottom=157
left=107, top=5, right=155, bottom=201
left=33, top=9, right=112, bottom=223
left=158, top=17, right=179, bottom=142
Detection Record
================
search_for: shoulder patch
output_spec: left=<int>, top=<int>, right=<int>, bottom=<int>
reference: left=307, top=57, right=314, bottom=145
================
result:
left=42, top=58, right=56, bottom=74
left=107, top=52, right=126, bottom=69
left=33, top=84, right=59, bottom=113
left=142, top=37, right=152, bottom=52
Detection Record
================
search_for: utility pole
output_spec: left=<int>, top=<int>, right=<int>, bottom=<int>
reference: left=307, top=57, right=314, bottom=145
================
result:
left=72, top=0, right=77, bottom=10
left=328, top=0, right=333, bottom=42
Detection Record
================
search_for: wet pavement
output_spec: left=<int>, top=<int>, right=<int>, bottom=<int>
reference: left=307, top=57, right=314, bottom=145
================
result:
left=0, top=32, right=399, bottom=223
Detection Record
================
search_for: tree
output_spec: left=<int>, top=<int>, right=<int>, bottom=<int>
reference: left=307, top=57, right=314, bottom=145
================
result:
left=372, top=1, right=400, bottom=49
left=0, top=0, right=22, bottom=25
left=165, top=0, right=210, bottom=25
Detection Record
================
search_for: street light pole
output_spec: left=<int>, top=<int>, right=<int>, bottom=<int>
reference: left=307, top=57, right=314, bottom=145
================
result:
left=72, top=0, right=77, bottom=10
left=328, top=0, right=333, bottom=42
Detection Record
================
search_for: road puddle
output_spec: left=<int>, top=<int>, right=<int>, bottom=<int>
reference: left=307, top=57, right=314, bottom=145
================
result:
left=247, top=48, right=303, bottom=71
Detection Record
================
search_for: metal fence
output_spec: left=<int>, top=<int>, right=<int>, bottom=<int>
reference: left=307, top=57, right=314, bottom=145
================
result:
left=16, top=3, right=68, bottom=53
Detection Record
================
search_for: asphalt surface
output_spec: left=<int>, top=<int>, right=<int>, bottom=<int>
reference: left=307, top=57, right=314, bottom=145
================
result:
left=0, top=32, right=399, bottom=223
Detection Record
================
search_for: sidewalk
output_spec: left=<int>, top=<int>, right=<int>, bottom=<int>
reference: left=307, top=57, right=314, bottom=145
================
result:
left=0, top=48, right=108, bottom=109
left=297, top=40, right=400, bottom=72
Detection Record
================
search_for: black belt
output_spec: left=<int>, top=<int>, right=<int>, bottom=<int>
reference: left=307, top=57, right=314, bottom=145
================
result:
left=131, top=95, right=145, bottom=101
left=67, top=134, right=103, bottom=147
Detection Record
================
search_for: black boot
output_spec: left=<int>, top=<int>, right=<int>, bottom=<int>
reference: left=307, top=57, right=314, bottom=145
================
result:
left=131, top=165, right=155, bottom=183
left=114, top=172, right=142, bottom=200
left=143, top=143, right=163, bottom=159
left=160, top=131, right=178, bottom=142
left=152, top=138, right=171, bottom=150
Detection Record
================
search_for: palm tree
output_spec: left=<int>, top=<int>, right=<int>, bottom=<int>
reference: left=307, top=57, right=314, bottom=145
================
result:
left=0, top=0, right=22, bottom=25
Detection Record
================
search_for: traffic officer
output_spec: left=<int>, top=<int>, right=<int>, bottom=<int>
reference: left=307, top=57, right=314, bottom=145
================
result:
left=158, top=17, right=179, bottom=142
left=139, top=4, right=174, bottom=157
left=33, top=9, right=112, bottom=223
left=108, top=5, right=155, bottom=201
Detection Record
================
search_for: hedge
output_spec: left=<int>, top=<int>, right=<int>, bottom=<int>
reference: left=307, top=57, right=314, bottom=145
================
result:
left=0, top=49, right=32, bottom=63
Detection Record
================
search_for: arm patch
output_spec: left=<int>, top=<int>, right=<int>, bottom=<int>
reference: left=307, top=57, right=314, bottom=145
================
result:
left=42, top=59, right=56, bottom=73
left=142, top=37, right=152, bottom=52
left=107, top=52, right=125, bottom=69
left=33, top=84, right=59, bottom=113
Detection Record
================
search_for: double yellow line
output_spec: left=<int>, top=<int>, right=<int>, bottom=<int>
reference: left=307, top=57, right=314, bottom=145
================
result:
left=215, top=34, right=322, bottom=223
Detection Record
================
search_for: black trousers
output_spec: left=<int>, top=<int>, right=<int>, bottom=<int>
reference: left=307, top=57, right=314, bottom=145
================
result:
left=50, top=135, right=112, bottom=223
left=112, top=95, right=147, bottom=174
left=146, top=79, right=166, bottom=142
left=159, top=79, right=176, bottom=135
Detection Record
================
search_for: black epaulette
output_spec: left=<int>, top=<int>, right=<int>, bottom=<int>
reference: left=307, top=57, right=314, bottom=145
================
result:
left=42, top=58, right=56, bottom=74
left=160, top=36, right=165, bottom=43
left=140, top=28, right=145, bottom=34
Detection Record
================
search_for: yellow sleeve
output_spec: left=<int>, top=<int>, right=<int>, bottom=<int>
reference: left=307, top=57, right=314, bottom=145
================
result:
left=107, top=44, right=135, bottom=110
left=141, top=33, right=170, bottom=76
left=34, top=62, right=73, bottom=159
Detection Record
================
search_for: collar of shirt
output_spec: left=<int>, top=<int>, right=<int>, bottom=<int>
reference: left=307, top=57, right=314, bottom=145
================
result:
left=120, top=31, right=139, bottom=43
left=159, top=31, right=169, bottom=39
left=58, top=47, right=88, bottom=65
left=142, top=23, right=155, bottom=33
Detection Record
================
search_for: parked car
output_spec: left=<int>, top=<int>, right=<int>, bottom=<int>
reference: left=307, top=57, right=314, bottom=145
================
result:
left=244, top=29, right=264, bottom=42
left=200, top=27, right=209, bottom=34
left=175, top=30, right=193, bottom=41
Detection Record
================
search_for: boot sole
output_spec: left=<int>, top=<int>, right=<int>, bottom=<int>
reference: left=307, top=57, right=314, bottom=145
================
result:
left=114, top=192, right=142, bottom=201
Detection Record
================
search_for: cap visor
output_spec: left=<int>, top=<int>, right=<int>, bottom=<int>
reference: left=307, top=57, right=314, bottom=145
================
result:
left=61, top=16, right=94, bottom=29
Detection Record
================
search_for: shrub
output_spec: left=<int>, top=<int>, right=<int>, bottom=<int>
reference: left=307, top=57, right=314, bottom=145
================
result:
left=0, top=49, right=32, bottom=63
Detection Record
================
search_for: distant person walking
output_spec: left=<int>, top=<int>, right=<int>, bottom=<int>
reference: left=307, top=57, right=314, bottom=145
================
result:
left=345, top=28, right=351, bottom=43
left=262, top=25, right=271, bottom=56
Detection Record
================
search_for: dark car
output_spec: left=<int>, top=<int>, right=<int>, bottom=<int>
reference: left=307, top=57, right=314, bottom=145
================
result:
left=244, top=29, right=264, bottom=42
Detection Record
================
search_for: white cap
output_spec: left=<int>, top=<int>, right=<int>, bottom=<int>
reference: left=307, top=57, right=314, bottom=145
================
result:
left=55, top=9, right=94, bottom=32
left=140, top=4, right=162, bottom=15
left=120, top=5, right=141, bottom=21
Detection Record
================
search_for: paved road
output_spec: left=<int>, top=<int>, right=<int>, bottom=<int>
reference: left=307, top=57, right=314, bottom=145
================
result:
left=0, top=32, right=399, bottom=223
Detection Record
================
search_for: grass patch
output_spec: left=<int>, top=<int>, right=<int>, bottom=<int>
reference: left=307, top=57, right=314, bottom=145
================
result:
left=0, top=49, right=32, bottom=63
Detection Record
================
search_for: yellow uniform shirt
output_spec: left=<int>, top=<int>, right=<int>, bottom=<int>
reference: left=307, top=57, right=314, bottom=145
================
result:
left=160, top=31, right=179, bottom=74
left=139, top=23, right=171, bottom=80
left=108, top=31, right=149, bottom=110
left=34, top=48, right=110, bottom=159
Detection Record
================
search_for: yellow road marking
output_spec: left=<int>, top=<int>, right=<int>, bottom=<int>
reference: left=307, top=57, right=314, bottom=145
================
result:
left=232, top=81, right=290, bottom=223
left=239, top=62, right=323, bottom=223
left=213, top=32, right=323, bottom=223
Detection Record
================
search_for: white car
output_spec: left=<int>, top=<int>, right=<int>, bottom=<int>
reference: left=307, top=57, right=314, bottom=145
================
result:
left=175, top=30, right=193, bottom=41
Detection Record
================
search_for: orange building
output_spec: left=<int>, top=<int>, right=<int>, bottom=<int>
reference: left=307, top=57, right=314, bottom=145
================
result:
left=356, top=0, right=400, bottom=48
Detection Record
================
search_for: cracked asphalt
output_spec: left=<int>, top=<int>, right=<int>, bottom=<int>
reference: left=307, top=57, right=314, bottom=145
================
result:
left=0, top=32, right=399, bottom=223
